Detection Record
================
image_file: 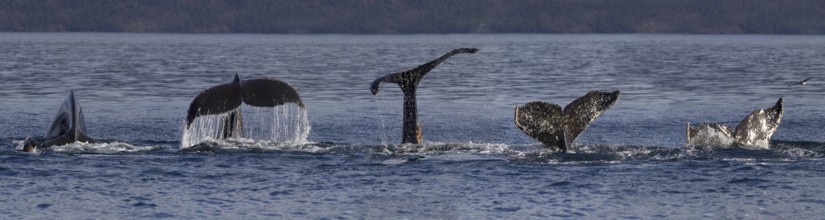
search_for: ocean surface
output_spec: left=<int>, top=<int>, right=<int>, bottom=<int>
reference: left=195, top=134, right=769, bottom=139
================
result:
left=2, top=33, right=825, bottom=219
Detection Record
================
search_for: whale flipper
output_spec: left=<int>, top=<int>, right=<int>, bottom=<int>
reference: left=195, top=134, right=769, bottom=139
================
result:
left=515, top=91, right=620, bottom=152
left=686, top=98, right=783, bottom=149
left=733, top=98, right=783, bottom=149
left=23, top=91, right=96, bottom=152
left=185, top=74, right=304, bottom=139
left=370, top=48, right=479, bottom=144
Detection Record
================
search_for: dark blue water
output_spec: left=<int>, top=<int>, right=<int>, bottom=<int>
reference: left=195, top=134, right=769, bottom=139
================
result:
left=2, top=33, right=825, bottom=219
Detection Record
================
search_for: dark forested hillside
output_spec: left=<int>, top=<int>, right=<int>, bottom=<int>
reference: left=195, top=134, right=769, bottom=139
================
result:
left=1, top=0, right=824, bottom=34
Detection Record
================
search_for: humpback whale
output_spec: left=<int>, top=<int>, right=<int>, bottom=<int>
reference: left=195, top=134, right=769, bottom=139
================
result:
left=514, top=91, right=621, bottom=153
left=370, top=48, right=479, bottom=144
left=686, top=98, right=783, bottom=149
left=21, top=91, right=97, bottom=152
left=185, top=74, right=304, bottom=140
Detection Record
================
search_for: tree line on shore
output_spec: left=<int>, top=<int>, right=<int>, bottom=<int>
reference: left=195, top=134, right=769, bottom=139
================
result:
left=1, top=0, right=823, bottom=34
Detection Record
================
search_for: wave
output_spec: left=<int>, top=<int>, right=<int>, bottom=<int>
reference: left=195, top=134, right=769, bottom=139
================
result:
left=4, top=138, right=170, bottom=155
left=179, top=139, right=511, bottom=155
left=49, top=142, right=168, bottom=154
left=4, top=137, right=825, bottom=163
left=178, top=139, right=825, bottom=163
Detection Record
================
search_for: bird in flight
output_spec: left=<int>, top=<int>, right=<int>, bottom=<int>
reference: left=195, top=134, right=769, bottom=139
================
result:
left=789, top=77, right=813, bottom=86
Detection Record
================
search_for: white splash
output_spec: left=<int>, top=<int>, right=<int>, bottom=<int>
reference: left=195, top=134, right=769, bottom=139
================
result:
left=181, top=104, right=310, bottom=148
left=51, top=141, right=155, bottom=154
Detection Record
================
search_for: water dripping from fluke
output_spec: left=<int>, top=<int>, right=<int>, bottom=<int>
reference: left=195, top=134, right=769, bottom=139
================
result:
left=181, top=104, right=311, bottom=149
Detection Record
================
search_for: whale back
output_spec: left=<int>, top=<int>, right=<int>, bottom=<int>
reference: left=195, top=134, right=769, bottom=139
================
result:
left=733, top=98, right=783, bottom=149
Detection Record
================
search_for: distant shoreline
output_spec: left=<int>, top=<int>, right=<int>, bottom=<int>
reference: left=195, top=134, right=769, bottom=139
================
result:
left=3, top=0, right=824, bottom=35
left=1, top=32, right=824, bottom=36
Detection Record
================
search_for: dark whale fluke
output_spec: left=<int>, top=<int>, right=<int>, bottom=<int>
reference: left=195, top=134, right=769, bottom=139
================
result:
left=514, top=91, right=620, bottom=153
left=185, top=74, right=304, bottom=138
left=370, top=48, right=479, bottom=144
left=687, top=98, right=783, bottom=149
left=22, top=91, right=97, bottom=152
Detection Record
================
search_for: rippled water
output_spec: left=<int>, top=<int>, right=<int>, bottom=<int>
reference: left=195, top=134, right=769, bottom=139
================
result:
left=2, top=33, right=825, bottom=219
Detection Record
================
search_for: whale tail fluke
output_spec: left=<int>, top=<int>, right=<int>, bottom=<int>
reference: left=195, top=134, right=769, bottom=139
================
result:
left=686, top=123, right=735, bottom=147
left=733, top=98, right=783, bottom=148
left=370, top=48, right=478, bottom=144
left=515, top=91, right=620, bottom=152
left=186, top=74, right=304, bottom=130
left=241, top=78, right=305, bottom=108
left=562, top=90, right=621, bottom=142
left=687, top=98, right=783, bottom=149
left=370, top=48, right=479, bottom=96
left=515, top=101, right=567, bottom=151
left=186, top=74, right=244, bottom=129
